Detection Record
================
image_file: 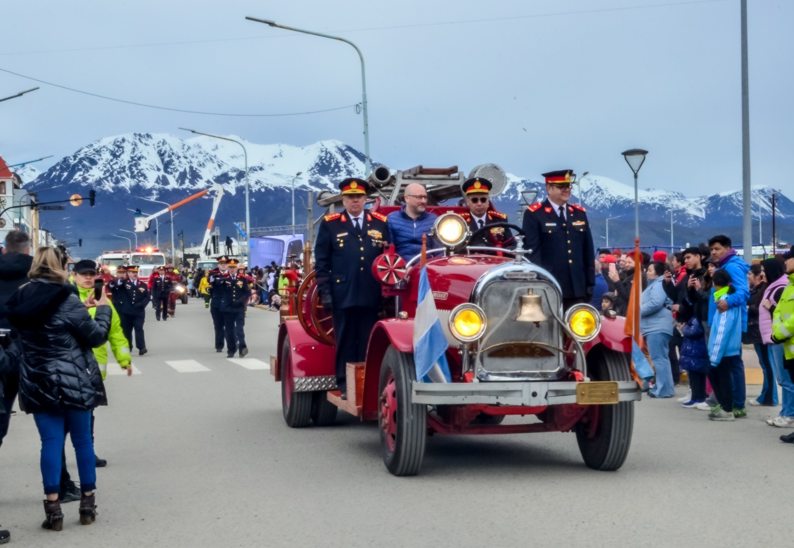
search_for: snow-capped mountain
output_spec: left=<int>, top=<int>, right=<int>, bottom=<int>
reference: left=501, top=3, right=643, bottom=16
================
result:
left=20, top=132, right=794, bottom=258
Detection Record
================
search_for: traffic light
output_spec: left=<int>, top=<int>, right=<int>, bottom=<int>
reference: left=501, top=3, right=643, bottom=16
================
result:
left=88, top=189, right=96, bottom=207
left=78, top=238, right=83, bottom=247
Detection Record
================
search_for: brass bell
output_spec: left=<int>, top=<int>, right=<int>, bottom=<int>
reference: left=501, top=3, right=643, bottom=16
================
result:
left=516, top=289, right=547, bottom=323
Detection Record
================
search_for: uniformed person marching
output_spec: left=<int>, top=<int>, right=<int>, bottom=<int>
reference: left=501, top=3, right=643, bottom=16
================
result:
left=114, top=264, right=151, bottom=355
left=208, top=256, right=231, bottom=353
left=459, top=176, right=515, bottom=250
left=315, top=178, right=389, bottom=398
left=222, top=258, right=251, bottom=358
left=522, top=169, right=595, bottom=308
left=149, top=266, right=173, bottom=321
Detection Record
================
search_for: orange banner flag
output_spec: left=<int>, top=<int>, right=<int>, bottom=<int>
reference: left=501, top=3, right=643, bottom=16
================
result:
left=624, top=238, right=644, bottom=348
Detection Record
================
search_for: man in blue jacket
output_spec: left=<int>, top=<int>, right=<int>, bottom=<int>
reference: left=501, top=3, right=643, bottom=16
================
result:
left=387, top=183, right=437, bottom=262
left=708, top=234, right=750, bottom=416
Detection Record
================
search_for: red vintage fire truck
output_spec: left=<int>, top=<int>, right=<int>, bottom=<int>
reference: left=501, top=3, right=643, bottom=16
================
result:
left=272, top=165, right=641, bottom=476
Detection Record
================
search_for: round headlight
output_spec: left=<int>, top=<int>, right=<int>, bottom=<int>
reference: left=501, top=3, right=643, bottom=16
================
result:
left=564, top=304, right=601, bottom=342
left=433, top=213, right=469, bottom=247
left=448, top=303, right=487, bottom=342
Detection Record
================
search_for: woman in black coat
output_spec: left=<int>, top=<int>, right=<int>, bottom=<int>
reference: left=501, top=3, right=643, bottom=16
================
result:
left=7, top=246, right=111, bottom=531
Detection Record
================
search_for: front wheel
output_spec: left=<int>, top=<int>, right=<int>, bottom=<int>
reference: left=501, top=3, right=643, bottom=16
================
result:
left=311, top=392, right=338, bottom=426
left=575, top=349, right=634, bottom=471
left=379, top=346, right=427, bottom=476
left=280, top=335, right=312, bottom=427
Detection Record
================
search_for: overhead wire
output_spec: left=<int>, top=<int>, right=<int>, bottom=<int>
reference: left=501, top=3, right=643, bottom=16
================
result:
left=0, top=66, right=356, bottom=117
left=0, top=0, right=729, bottom=56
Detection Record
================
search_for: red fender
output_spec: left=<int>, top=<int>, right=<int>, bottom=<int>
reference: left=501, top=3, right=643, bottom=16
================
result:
left=361, top=318, right=414, bottom=421
left=583, top=314, right=632, bottom=354
left=275, top=319, right=335, bottom=383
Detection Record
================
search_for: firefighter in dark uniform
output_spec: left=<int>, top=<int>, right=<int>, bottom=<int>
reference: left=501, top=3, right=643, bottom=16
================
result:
left=208, top=256, right=231, bottom=352
left=222, top=258, right=251, bottom=358
left=522, top=169, right=595, bottom=309
left=149, top=266, right=173, bottom=321
left=114, top=265, right=150, bottom=355
left=459, top=177, right=515, bottom=250
left=315, top=178, right=389, bottom=398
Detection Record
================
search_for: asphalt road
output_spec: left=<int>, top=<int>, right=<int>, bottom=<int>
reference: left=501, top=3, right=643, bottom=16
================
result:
left=1, top=299, right=792, bottom=547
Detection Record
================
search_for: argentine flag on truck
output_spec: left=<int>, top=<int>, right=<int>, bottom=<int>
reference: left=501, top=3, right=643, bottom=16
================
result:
left=413, top=267, right=451, bottom=383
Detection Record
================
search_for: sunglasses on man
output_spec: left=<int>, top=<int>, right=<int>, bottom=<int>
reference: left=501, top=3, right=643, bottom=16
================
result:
left=468, top=196, right=489, bottom=204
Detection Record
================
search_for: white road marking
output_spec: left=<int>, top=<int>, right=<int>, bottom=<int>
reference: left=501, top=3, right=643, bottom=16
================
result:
left=106, top=362, right=142, bottom=376
left=166, top=360, right=210, bottom=373
left=227, top=358, right=268, bottom=370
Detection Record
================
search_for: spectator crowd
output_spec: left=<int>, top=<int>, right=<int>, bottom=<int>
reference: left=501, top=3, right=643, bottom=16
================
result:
left=592, top=235, right=794, bottom=439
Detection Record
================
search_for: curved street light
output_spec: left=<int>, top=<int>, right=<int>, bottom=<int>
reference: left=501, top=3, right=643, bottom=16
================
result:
left=119, top=228, right=138, bottom=249
left=180, top=127, right=249, bottom=265
left=113, top=234, right=132, bottom=252
left=245, top=16, right=372, bottom=175
left=292, top=171, right=302, bottom=235
left=621, top=148, right=648, bottom=241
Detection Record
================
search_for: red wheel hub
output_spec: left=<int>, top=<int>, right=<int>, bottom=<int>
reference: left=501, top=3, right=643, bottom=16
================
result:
left=372, top=250, right=407, bottom=286
left=380, top=373, right=398, bottom=453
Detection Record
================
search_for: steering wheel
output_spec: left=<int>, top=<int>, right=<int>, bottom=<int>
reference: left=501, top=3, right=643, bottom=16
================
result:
left=467, top=221, right=526, bottom=246
left=296, top=270, right=335, bottom=346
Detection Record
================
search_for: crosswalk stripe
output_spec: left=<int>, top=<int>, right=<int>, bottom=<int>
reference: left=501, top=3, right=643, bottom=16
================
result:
left=106, top=363, right=142, bottom=376
left=227, top=358, right=269, bottom=370
left=166, top=360, right=210, bottom=373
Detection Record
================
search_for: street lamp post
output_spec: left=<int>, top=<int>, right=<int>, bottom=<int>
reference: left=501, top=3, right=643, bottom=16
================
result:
left=0, top=86, right=39, bottom=103
left=621, top=149, right=648, bottom=241
left=119, top=229, right=138, bottom=249
left=180, top=128, right=249, bottom=264
left=113, top=234, right=132, bottom=252
left=139, top=197, right=176, bottom=264
left=291, top=171, right=302, bottom=236
left=670, top=208, right=674, bottom=251
left=605, top=215, right=624, bottom=248
left=245, top=16, right=372, bottom=175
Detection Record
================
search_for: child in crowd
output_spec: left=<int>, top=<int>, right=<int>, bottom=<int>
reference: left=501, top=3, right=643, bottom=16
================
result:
left=706, top=269, right=743, bottom=421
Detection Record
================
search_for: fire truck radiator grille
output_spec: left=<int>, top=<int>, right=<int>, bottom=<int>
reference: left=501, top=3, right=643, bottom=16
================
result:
left=475, top=281, right=563, bottom=380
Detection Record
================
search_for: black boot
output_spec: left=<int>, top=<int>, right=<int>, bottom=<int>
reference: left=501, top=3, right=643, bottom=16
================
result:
left=59, top=480, right=81, bottom=503
left=0, top=527, right=10, bottom=544
left=781, top=431, right=794, bottom=444
left=42, top=499, right=63, bottom=531
left=79, top=493, right=96, bottom=525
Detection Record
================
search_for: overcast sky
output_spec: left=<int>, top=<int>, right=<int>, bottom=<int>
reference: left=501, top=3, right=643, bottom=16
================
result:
left=1, top=0, right=792, bottom=196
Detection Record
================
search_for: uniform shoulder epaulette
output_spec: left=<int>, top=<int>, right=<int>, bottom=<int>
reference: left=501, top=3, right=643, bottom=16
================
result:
left=527, top=202, right=542, bottom=212
left=324, top=213, right=341, bottom=222
left=370, top=211, right=388, bottom=222
left=460, top=211, right=471, bottom=220
left=488, top=210, right=508, bottom=220
left=572, top=204, right=586, bottom=212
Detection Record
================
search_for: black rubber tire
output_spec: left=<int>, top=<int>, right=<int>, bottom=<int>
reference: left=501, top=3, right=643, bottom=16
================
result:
left=280, top=335, right=312, bottom=428
left=311, top=392, right=338, bottom=426
left=575, top=349, right=635, bottom=471
left=181, top=294, right=188, bottom=304
left=379, top=346, right=427, bottom=476
left=473, top=413, right=505, bottom=425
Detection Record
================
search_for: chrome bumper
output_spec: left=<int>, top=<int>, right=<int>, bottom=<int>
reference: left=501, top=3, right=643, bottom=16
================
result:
left=411, top=380, right=641, bottom=406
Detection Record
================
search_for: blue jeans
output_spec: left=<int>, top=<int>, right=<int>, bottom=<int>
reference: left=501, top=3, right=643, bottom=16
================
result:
left=646, top=332, right=675, bottom=397
left=33, top=409, right=96, bottom=495
left=753, top=342, right=778, bottom=405
left=768, top=344, right=794, bottom=417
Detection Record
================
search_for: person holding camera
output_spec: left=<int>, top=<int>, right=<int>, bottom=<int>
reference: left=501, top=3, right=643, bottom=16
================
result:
left=72, top=259, right=132, bottom=468
left=6, top=247, right=111, bottom=531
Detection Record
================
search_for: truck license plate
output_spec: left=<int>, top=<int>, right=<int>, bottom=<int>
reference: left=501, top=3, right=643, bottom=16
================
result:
left=576, top=382, right=619, bottom=405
